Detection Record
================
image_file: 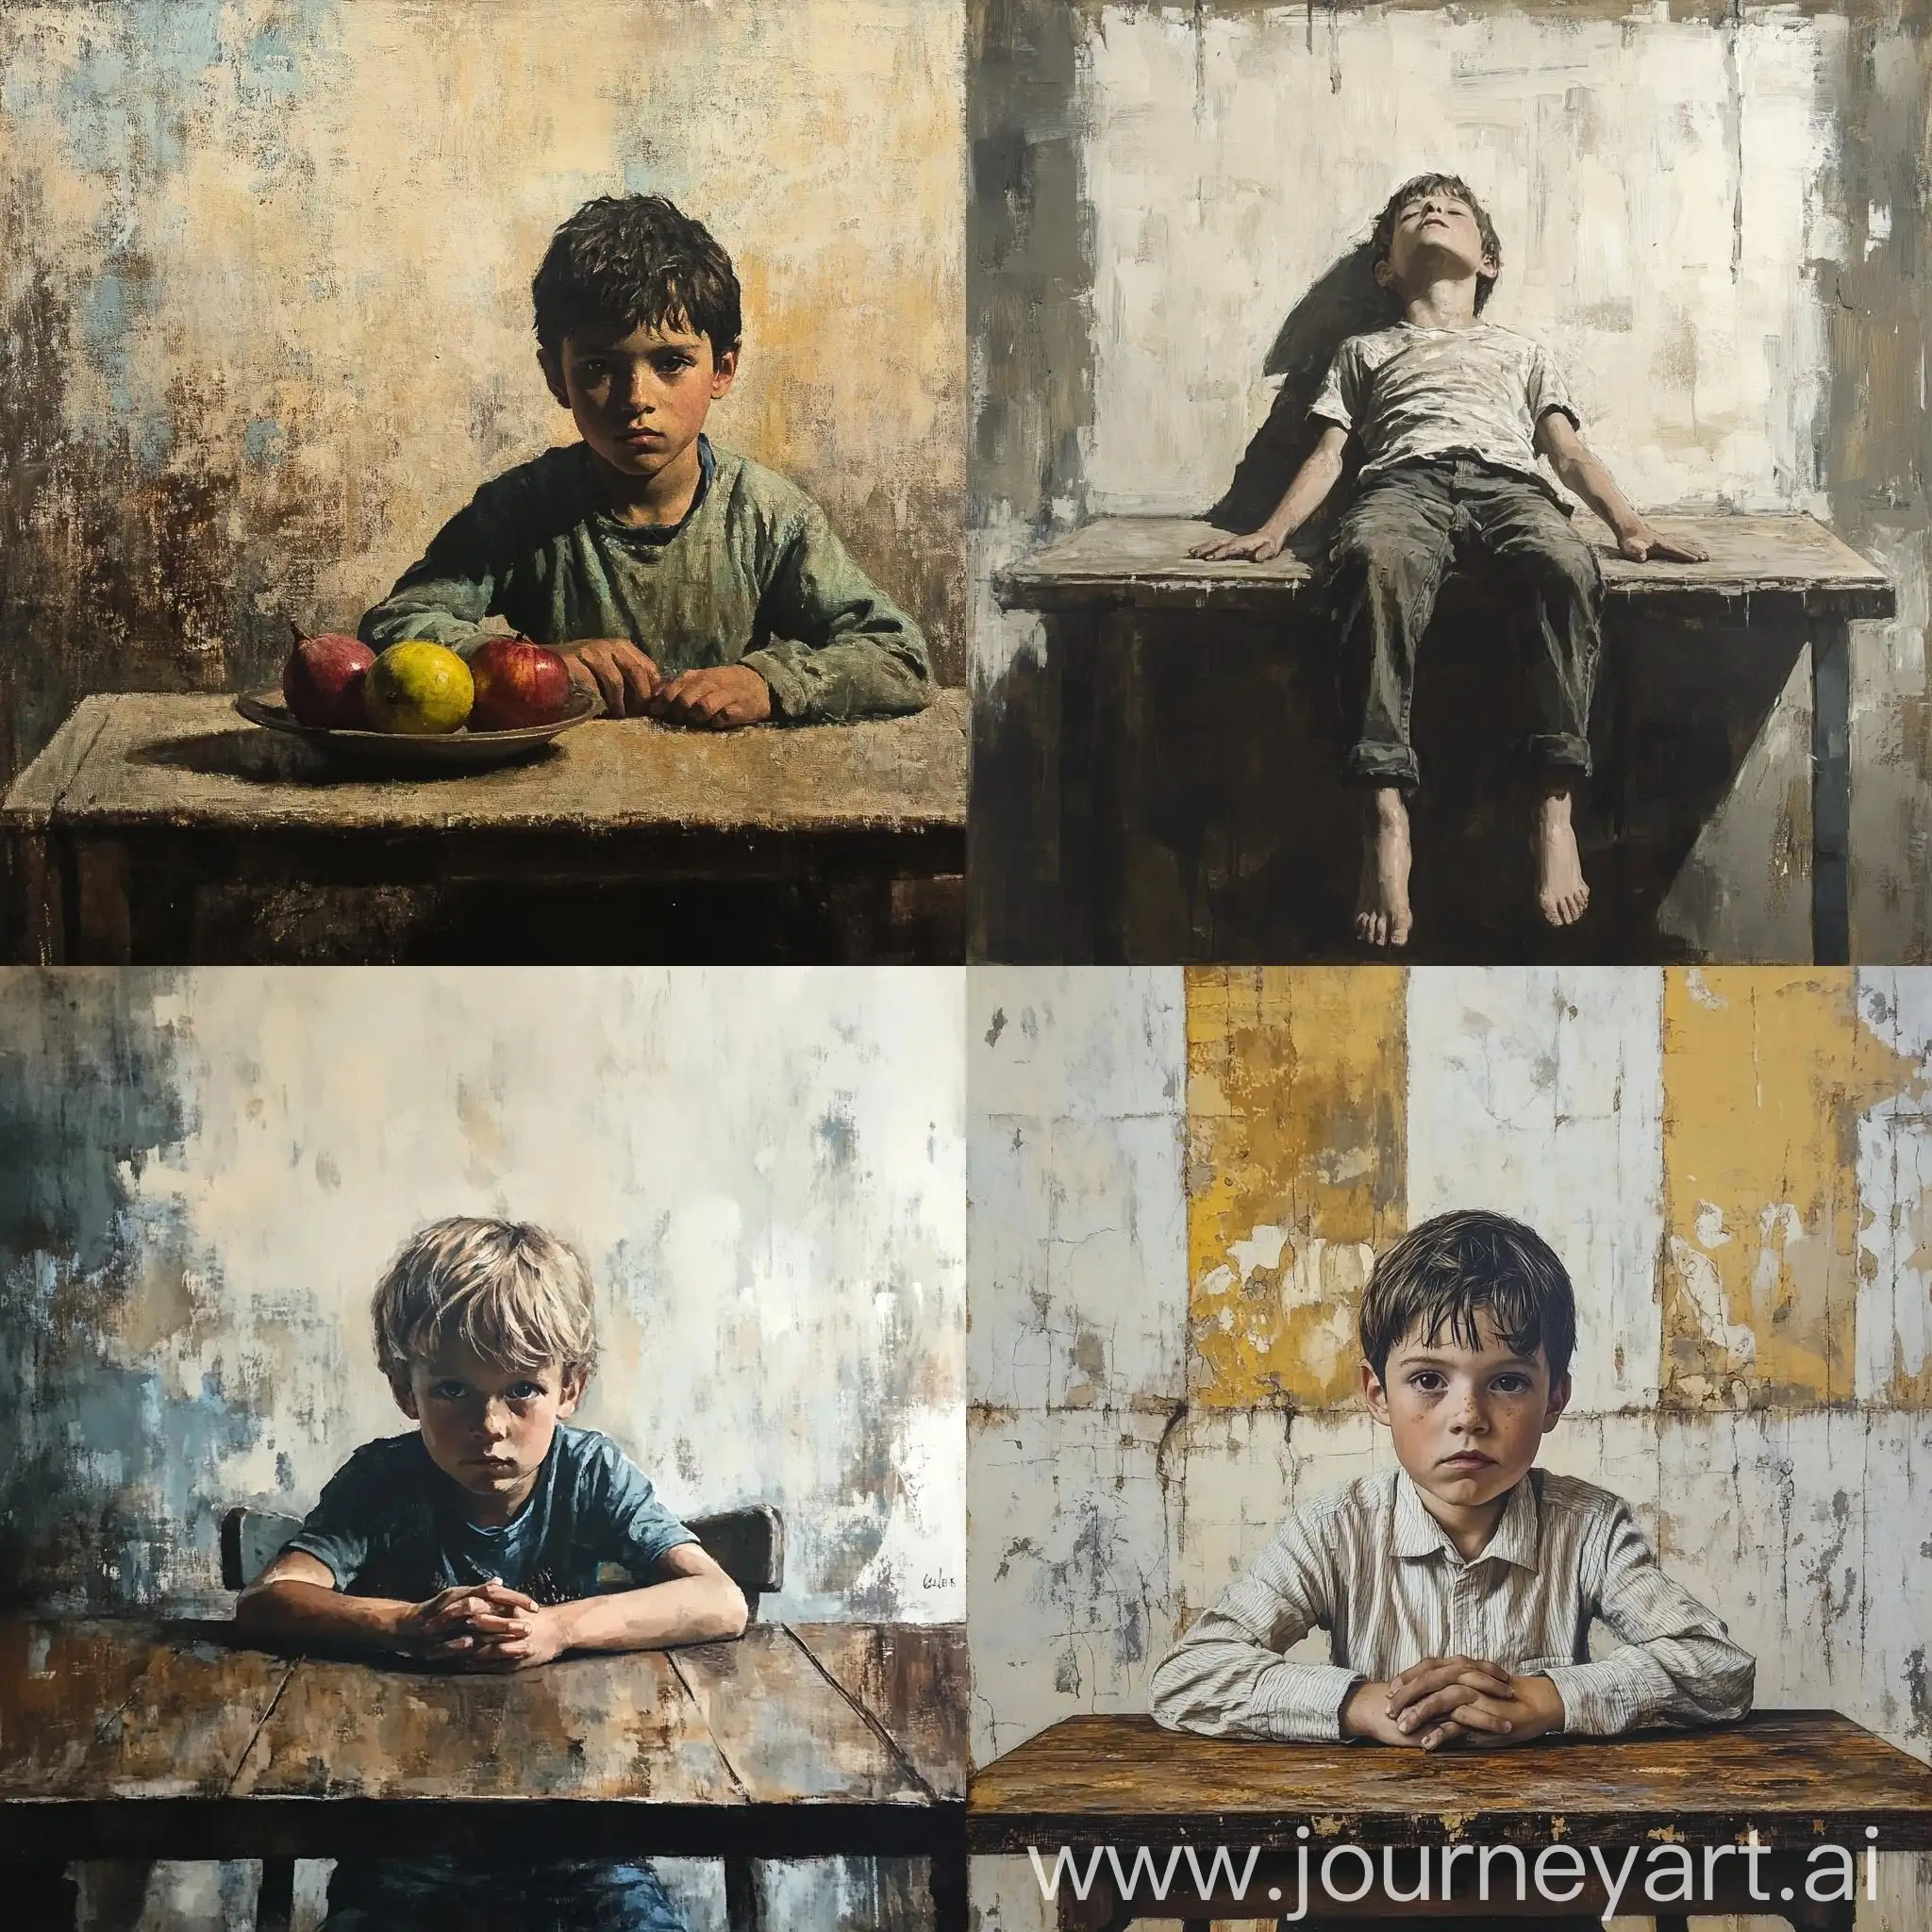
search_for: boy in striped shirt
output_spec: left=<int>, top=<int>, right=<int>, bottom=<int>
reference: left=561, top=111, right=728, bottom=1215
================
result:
left=1151, top=1208, right=1752, bottom=1752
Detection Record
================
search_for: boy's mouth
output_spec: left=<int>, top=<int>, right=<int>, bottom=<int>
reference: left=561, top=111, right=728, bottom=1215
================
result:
left=1440, top=1451, right=1495, bottom=1468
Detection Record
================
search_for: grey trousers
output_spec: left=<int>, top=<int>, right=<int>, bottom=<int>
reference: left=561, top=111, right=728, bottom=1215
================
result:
left=1325, top=457, right=1605, bottom=790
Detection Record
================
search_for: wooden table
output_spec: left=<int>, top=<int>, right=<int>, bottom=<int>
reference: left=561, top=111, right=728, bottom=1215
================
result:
left=0, top=690, right=967, bottom=964
left=996, top=516, right=1893, bottom=964
left=0, top=1616, right=967, bottom=1931
left=969, top=1711, right=1932, bottom=1930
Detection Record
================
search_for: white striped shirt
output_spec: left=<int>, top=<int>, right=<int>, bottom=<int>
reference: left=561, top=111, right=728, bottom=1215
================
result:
left=1149, top=1468, right=1754, bottom=1741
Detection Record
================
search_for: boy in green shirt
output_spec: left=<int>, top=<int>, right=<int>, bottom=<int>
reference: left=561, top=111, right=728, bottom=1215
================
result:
left=358, top=194, right=933, bottom=727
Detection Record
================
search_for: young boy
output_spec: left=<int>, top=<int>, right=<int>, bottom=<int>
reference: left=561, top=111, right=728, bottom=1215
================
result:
left=1149, top=1209, right=1753, bottom=1927
left=236, top=1216, right=746, bottom=1932
left=358, top=193, right=933, bottom=728
left=1195, top=175, right=1708, bottom=947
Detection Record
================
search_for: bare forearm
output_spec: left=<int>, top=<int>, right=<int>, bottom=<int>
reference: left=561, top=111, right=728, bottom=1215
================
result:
left=235, top=1578, right=408, bottom=1652
left=549, top=1575, right=748, bottom=1653
left=1551, top=448, right=1645, bottom=541
left=1262, top=445, right=1345, bottom=537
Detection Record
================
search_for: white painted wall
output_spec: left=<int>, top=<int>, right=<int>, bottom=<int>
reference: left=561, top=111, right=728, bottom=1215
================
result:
left=1081, top=6, right=1836, bottom=521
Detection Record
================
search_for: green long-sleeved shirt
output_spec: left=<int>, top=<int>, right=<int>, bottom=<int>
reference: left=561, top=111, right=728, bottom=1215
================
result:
left=358, top=439, right=932, bottom=723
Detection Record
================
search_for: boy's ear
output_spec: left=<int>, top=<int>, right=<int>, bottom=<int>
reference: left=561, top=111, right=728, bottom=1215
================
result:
left=555, top=1365, right=587, bottom=1419
left=1371, top=255, right=1395, bottom=291
left=1360, top=1357, right=1392, bottom=1424
left=538, top=345, right=571, bottom=409
left=708, top=343, right=740, bottom=401
left=388, top=1368, right=421, bottom=1420
left=1541, top=1371, right=1573, bottom=1433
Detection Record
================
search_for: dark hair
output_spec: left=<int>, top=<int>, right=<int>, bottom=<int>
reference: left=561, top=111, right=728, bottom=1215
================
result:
left=531, top=194, right=742, bottom=361
left=1371, top=174, right=1503, bottom=314
left=1358, top=1208, right=1574, bottom=1386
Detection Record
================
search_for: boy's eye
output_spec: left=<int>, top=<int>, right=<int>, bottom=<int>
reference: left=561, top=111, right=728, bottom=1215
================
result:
left=1491, top=1374, right=1531, bottom=1394
left=431, top=1381, right=467, bottom=1401
left=1408, top=1370, right=1446, bottom=1392
left=508, top=1381, right=542, bottom=1401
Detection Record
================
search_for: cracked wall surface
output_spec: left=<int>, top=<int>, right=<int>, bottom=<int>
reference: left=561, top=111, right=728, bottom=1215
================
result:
left=968, top=965, right=1932, bottom=1931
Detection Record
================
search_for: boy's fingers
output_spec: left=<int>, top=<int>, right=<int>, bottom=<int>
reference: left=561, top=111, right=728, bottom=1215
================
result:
left=1389, top=1659, right=1507, bottom=1713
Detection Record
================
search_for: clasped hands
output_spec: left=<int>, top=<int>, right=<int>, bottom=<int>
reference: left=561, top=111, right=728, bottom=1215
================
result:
left=395, top=1580, right=567, bottom=1673
left=567, top=639, right=772, bottom=727
left=1342, top=1656, right=1565, bottom=1751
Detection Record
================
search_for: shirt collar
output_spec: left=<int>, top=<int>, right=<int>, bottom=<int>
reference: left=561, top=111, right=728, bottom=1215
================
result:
left=1392, top=1465, right=1541, bottom=1571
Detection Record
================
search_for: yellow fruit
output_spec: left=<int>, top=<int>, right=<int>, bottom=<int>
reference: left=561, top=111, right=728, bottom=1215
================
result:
left=364, top=641, right=475, bottom=735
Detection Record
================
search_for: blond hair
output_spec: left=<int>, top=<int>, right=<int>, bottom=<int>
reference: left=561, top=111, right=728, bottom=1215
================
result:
left=372, top=1217, right=599, bottom=1384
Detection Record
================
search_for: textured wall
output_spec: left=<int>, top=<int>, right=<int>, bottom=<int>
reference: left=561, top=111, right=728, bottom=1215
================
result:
left=970, top=0, right=1932, bottom=962
left=967, top=965, right=1932, bottom=1931
left=0, top=0, right=967, bottom=791
left=0, top=965, right=965, bottom=1931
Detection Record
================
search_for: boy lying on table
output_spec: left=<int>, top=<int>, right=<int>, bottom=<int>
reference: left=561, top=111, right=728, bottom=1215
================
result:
left=236, top=1216, right=743, bottom=1932
left=1149, top=1208, right=1754, bottom=1932
left=358, top=192, right=932, bottom=729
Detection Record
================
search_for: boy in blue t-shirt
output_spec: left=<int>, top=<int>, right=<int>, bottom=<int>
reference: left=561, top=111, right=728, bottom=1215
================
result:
left=236, top=1216, right=747, bottom=1932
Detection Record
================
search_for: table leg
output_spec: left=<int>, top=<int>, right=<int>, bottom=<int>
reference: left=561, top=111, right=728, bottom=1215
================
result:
left=724, top=1855, right=761, bottom=1932
left=256, top=1854, right=296, bottom=1932
left=15, top=1861, right=77, bottom=1928
left=1056, top=610, right=1130, bottom=963
left=73, top=837, right=133, bottom=963
left=1056, top=609, right=1100, bottom=963
left=6, top=830, right=66, bottom=964
left=929, top=1846, right=968, bottom=1932
left=1810, top=616, right=1852, bottom=964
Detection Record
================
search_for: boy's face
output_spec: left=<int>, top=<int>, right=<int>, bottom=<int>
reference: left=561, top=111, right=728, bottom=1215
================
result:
left=391, top=1341, right=584, bottom=1524
left=1374, top=187, right=1497, bottom=300
left=1361, top=1307, right=1569, bottom=1512
left=541, top=318, right=739, bottom=484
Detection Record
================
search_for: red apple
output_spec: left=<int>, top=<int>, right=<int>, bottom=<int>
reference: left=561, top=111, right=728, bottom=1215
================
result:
left=469, top=635, right=573, bottom=730
left=283, top=633, right=375, bottom=729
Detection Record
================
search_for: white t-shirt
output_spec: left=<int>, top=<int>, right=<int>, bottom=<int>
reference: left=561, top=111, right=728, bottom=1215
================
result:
left=1309, top=321, right=1579, bottom=488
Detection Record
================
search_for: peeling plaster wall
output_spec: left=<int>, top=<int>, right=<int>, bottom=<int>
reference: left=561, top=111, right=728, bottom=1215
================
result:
left=967, top=965, right=1932, bottom=1931
left=0, top=0, right=967, bottom=791
left=969, top=1, right=1932, bottom=962
left=0, top=965, right=964, bottom=1932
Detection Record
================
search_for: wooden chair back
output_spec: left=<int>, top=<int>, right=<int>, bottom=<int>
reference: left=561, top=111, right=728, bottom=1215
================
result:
left=221, top=1500, right=784, bottom=1618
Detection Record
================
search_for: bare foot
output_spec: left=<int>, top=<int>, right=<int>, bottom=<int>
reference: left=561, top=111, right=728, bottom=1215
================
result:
left=1534, top=789, right=1590, bottom=926
left=1355, top=787, right=1413, bottom=947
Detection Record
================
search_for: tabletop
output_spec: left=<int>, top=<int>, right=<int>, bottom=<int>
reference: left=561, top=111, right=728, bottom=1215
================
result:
left=967, top=1712, right=1932, bottom=1853
left=0, top=1616, right=966, bottom=1863
left=994, top=514, right=1895, bottom=621
left=1, top=690, right=968, bottom=839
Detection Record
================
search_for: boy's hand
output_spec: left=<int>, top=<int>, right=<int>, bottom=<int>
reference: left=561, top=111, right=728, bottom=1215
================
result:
left=645, top=662, right=772, bottom=729
left=1616, top=521, right=1709, bottom=565
left=393, top=1581, right=540, bottom=1660
left=1190, top=525, right=1290, bottom=564
left=567, top=640, right=663, bottom=716
left=463, top=1602, right=569, bottom=1672
left=1385, top=1657, right=1565, bottom=1749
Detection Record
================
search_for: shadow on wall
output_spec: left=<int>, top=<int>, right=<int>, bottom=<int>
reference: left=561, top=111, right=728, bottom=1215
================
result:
left=1206, top=242, right=1385, bottom=538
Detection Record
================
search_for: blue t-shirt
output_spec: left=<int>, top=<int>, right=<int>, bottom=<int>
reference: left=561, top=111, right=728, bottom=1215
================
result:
left=285, top=1423, right=698, bottom=1602
left=285, top=1424, right=698, bottom=1930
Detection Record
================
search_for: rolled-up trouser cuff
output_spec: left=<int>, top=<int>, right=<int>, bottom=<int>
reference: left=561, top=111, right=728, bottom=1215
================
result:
left=1524, top=730, right=1592, bottom=778
left=1344, top=741, right=1422, bottom=791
